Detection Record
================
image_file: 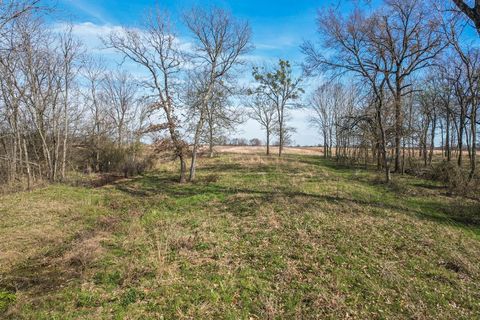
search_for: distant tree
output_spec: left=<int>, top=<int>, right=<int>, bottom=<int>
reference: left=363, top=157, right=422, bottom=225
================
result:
left=309, top=83, right=346, bottom=158
left=101, top=71, right=138, bottom=147
left=249, top=138, right=262, bottom=146
left=229, top=137, right=248, bottom=146
left=252, top=60, right=303, bottom=157
left=248, top=92, right=277, bottom=155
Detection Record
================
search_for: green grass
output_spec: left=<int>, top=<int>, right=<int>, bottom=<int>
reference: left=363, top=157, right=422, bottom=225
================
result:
left=1, top=153, right=479, bottom=319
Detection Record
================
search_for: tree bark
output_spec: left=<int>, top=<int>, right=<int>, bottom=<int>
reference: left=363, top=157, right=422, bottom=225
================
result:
left=266, top=130, right=270, bottom=156
left=23, top=138, right=31, bottom=190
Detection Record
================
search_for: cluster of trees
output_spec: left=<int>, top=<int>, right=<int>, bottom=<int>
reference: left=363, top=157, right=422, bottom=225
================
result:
left=0, top=1, right=80, bottom=187
left=249, top=59, right=303, bottom=156
left=2, top=0, right=479, bottom=189
left=0, top=1, right=150, bottom=187
left=0, top=1, right=258, bottom=187
left=103, top=7, right=253, bottom=182
left=304, top=0, right=480, bottom=183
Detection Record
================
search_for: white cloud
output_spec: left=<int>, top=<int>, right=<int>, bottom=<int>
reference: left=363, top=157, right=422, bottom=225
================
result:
left=59, top=0, right=112, bottom=24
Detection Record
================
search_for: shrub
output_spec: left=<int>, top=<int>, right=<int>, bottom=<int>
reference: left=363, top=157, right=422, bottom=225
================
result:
left=431, top=161, right=470, bottom=196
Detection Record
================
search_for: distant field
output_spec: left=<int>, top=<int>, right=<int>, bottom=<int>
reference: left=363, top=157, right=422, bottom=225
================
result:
left=215, top=145, right=480, bottom=156
left=215, top=145, right=323, bottom=155
left=1, top=152, right=479, bottom=319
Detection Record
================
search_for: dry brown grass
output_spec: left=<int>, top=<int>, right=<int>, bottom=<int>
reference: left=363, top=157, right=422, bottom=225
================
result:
left=215, top=145, right=323, bottom=155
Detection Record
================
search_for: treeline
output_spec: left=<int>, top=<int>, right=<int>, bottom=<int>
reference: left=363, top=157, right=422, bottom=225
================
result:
left=303, top=0, right=480, bottom=188
left=0, top=1, right=257, bottom=187
left=2, top=0, right=479, bottom=191
left=0, top=5, right=151, bottom=187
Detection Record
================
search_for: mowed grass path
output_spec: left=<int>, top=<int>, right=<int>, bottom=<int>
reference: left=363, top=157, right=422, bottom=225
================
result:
left=1, top=153, right=479, bottom=319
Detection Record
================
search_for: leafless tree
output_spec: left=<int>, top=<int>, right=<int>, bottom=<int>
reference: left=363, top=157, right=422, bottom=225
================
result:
left=302, top=7, right=393, bottom=182
left=104, top=9, right=189, bottom=183
left=82, top=56, right=107, bottom=172
left=444, top=11, right=480, bottom=179
left=248, top=92, right=277, bottom=155
left=309, top=83, right=347, bottom=158
left=184, top=7, right=252, bottom=181
left=101, top=70, right=138, bottom=147
left=58, top=24, right=82, bottom=180
left=452, top=0, right=480, bottom=33
left=366, top=0, right=445, bottom=173
left=203, top=86, right=243, bottom=157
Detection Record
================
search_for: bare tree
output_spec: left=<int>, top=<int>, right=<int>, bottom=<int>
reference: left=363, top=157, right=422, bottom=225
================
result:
left=248, top=92, right=277, bottom=155
left=309, top=83, right=346, bottom=158
left=58, top=24, right=82, bottom=180
left=82, top=56, right=107, bottom=172
left=444, top=12, right=480, bottom=179
left=303, top=8, right=393, bottom=181
left=367, top=0, right=445, bottom=172
left=101, top=70, right=138, bottom=147
left=105, top=9, right=188, bottom=183
left=203, top=86, right=243, bottom=157
left=184, top=7, right=252, bottom=181
left=452, top=0, right=480, bottom=33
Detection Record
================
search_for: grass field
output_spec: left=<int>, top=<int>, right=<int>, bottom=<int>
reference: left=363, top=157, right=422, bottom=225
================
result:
left=1, top=150, right=479, bottom=319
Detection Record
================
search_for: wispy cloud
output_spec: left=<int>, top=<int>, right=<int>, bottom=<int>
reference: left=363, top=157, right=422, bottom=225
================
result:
left=59, top=0, right=112, bottom=24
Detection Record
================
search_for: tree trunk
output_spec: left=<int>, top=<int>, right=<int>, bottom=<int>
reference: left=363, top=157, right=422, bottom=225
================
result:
left=458, top=109, right=465, bottom=167
left=376, top=100, right=390, bottom=183
left=179, top=155, right=187, bottom=184
left=23, top=138, right=32, bottom=190
left=394, top=89, right=402, bottom=173
left=323, top=129, right=328, bottom=158
left=266, top=130, right=270, bottom=156
left=189, top=147, right=198, bottom=182
left=189, top=115, right=204, bottom=182
left=278, top=120, right=283, bottom=157
left=469, top=106, right=477, bottom=180
left=61, top=71, right=69, bottom=180
left=428, top=112, right=437, bottom=166
left=446, top=107, right=451, bottom=162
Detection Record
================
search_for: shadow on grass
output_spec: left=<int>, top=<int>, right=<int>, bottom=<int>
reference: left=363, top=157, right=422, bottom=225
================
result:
left=287, top=155, right=371, bottom=171
left=113, top=170, right=480, bottom=234
left=407, top=199, right=480, bottom=232
left=410, top=182, right=446, bottom=190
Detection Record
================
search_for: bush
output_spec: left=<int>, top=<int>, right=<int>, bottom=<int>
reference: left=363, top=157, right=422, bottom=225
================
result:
left=431, top=161, right=470, bottom=196
left=121, top=155, right=155, bottom=178
left=93, top=143, right=155, bottom=177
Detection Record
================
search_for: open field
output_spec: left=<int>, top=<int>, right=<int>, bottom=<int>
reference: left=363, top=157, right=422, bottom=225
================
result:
left=215, top=146, right=324, bottom=155
left=215, top=145, right=480, bottom=157
left=1, top=151, right=480, bottom=319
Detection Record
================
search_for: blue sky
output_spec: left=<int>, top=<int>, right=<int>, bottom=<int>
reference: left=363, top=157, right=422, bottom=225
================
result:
left=47, top=0, right=342, bottom=146
left=52, top=0, right=332, bottom=66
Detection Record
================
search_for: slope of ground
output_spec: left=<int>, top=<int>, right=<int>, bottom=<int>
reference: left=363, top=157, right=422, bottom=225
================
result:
left=1, top=153, right=479, bottom=319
